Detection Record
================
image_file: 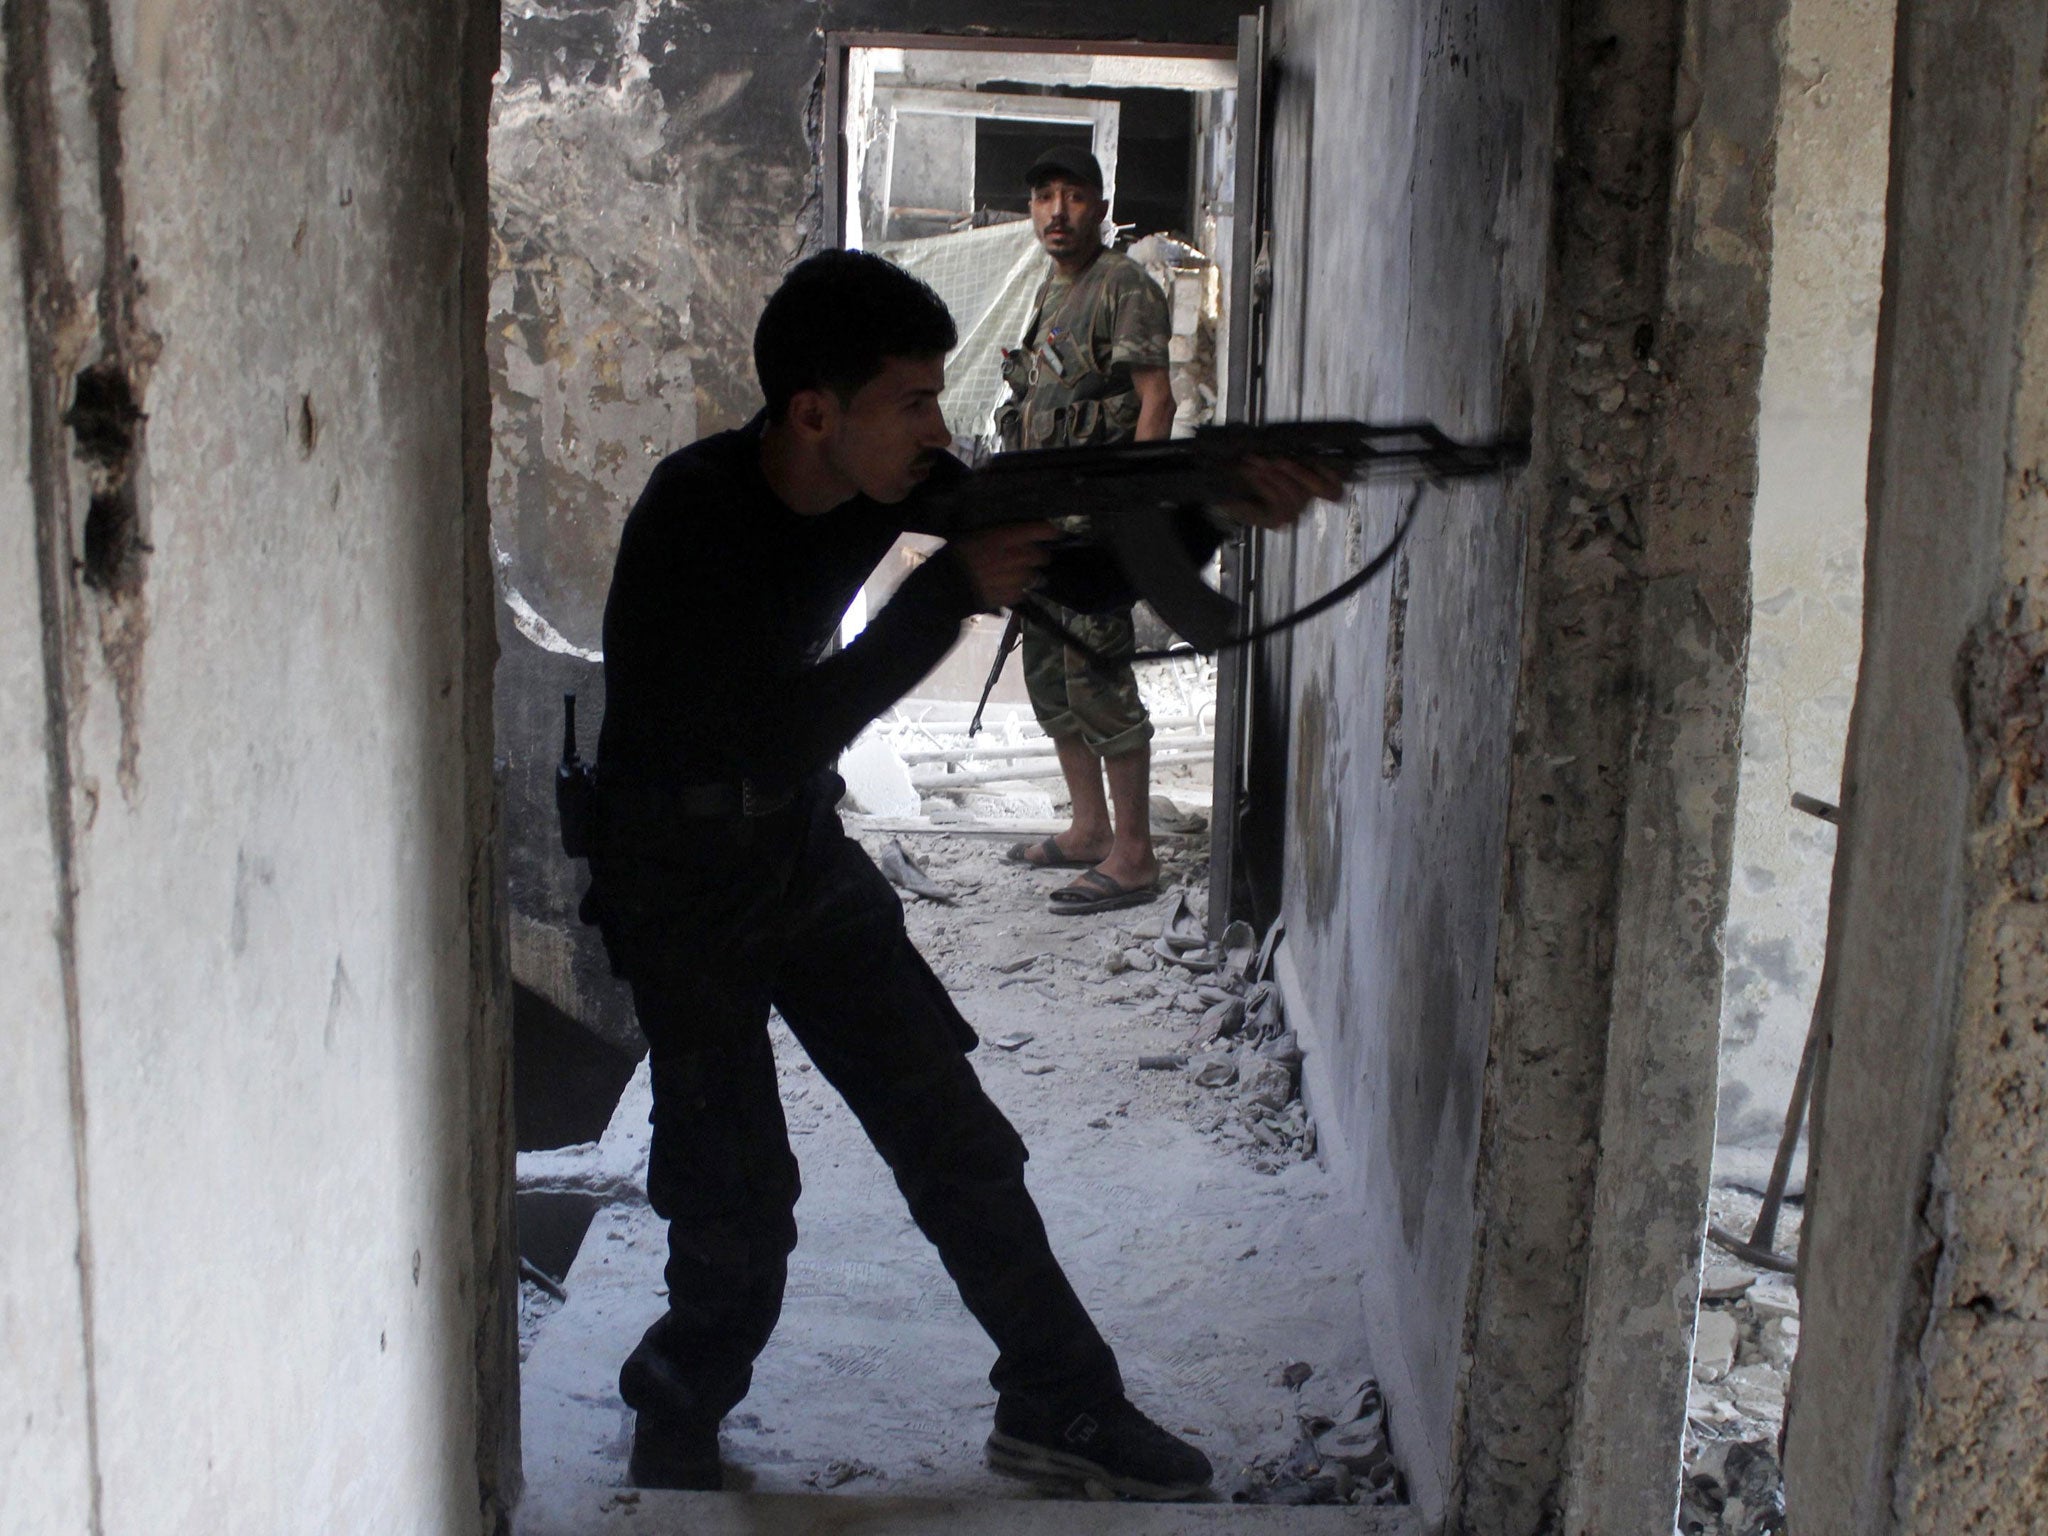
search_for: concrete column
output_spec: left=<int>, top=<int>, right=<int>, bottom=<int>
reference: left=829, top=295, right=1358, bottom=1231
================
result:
left=1786, top=4, right=2048, bottom=1531
left=1461, top=0, right=1782, bottom=1529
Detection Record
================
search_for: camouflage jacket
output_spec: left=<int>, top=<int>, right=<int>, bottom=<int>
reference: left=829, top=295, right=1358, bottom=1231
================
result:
left=995, top=248, right=1170, bottom=452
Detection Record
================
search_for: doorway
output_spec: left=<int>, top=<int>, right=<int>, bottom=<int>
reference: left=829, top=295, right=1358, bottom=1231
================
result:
left=491, top=17, right=1417, bottom=1527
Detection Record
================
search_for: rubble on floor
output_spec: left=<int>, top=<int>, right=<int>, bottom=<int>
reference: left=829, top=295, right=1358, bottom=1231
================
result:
left=1230, top=1376, right=1407, bottom=1508
left=1117, top=893, right=1317, bottom=1175
left=514, top=821, right=1393, bottom=1519
left=1680, top=1185, right=1803, bottom=1536
left=520, top=1277, right=565, bottom=1361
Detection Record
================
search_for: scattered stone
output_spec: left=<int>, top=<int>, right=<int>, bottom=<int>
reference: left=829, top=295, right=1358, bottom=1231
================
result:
left=962, top=787, right=1058, bottom=821
left=1190, top=1051, right=1239, bottom=1089
left=991, top=1031, right=1035, bottom=1051
left=878, top=840, right=957, bottom=903
left=1724, top=1364, right=1788, bottom=1424
left=1272, top=1361, right=1314, bottom=1390
left=1021, top=1062, right=1057, bottom=1076
left=992, top=955, right=1040, bottom=975
left=1149, top=795, right=1209, bottom=834
left=1242, top=1059, right=1296, bottom=1113
left=1257, top=1031, right=1304, bottom=1069
left=1122, top=946, right=1159, bottom=973
left=1756, top=1315, right=1800, bottom=1370
left=1693, top=1310, right=1739, bottom=1382
left=806, top=1458, right=880, bottom=1490
left=1701, top=1264, right=1756, bottom=1302
left=840, top=733, right=919, bottom=817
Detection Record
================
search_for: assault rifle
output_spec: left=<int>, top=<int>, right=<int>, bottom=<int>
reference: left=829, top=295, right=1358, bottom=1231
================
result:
left=932, top=420, right=1528, bottom=654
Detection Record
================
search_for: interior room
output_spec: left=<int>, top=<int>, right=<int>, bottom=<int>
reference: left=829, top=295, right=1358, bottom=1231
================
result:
left=7, top=4, right=2046, bottom=1536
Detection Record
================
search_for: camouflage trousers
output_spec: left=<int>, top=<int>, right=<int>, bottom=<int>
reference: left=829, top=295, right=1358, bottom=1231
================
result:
left=1020, top=601, right=1154, bottom=759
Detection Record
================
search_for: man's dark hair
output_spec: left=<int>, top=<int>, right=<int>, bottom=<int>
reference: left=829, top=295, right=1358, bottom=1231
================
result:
left=754, top=250, right=957, bottom=421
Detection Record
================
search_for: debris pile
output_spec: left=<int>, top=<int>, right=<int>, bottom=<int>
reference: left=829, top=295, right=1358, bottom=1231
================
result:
left=1679, top=1437, right=1784, bottom=1536
left=1232, top=1376, right=1406, bottom=1508
left=1683, top=1191, right=1802, bottom=1536
left=518, top=1275, right=564, bottom=1360
left=1131, top=898, right=1315, bottom=1174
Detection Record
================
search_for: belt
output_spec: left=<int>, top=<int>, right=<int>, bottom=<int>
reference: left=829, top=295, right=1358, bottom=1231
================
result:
left=621, top=778, right=797, bottom=820
left=701, top=780, right=797, bottom=819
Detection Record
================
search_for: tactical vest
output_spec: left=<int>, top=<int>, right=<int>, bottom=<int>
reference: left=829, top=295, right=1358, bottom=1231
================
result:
left=994, top=259, right=1145, bottom=453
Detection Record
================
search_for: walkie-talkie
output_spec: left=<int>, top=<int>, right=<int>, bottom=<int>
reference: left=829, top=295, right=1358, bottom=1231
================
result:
left=556, top=692, right=595, bottom=860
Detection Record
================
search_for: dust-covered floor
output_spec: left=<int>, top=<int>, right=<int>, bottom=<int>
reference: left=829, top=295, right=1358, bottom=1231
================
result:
left=515, top=826, right=1382, bottom=1525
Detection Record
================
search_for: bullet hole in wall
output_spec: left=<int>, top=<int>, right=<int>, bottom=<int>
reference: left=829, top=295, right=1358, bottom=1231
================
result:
left=66, top=362, right=150, bottom=597
left=66, top=361, right=143, bottom=466
left=81, top=481, right=146, bottom=595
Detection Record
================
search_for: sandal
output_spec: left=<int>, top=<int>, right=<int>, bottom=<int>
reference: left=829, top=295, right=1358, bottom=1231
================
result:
left=1048, top=868, right=1160, bottom=916
left=1006, top=835, right=1098, bottom=870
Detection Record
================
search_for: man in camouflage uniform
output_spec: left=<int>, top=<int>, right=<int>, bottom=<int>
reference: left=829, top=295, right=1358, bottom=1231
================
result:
left=997, top=145, right=1176, bottom=915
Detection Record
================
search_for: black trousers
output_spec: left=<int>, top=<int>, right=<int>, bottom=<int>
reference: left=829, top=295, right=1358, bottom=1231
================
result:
left=586, top=778, right=1123, bottom=1429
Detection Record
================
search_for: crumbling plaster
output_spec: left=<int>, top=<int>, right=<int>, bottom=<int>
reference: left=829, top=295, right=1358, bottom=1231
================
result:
left=1256, top=0, right=1553, bottom=1521
left=1715, top=0, right=1892, bottom=1160
left=3, top=0, right=511, bottom=1529
left=1787, top=4, right=2048, bottom=1529
left=1256, top=0, right=1779, bottom=1528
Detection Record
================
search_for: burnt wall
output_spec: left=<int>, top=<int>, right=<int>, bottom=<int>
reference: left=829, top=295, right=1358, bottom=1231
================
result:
left=3, top=0, right=511, bottom=1528
left=1258, top=1, right=1558, bottom=1519
left=488, top=0, right=1245, bottom=1056
left=1263, top=1, right=1780, bottom=1528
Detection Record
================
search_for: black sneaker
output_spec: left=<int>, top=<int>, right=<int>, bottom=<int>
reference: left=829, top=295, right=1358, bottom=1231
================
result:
left=986, top=1396, right=1213, bottom=1500
left=627, top=1411, right=722, bottom=1491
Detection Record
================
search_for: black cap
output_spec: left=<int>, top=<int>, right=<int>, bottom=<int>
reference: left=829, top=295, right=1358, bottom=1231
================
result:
left=1024, top=145, right=1106, bottom=194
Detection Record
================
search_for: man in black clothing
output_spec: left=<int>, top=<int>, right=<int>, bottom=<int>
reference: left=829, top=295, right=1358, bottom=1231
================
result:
left=584, top=251, right=1329, bottom=1498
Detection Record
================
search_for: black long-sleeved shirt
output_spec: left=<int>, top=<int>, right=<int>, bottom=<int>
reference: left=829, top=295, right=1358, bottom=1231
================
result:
left=595, top=415, right=1221, bottom=790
